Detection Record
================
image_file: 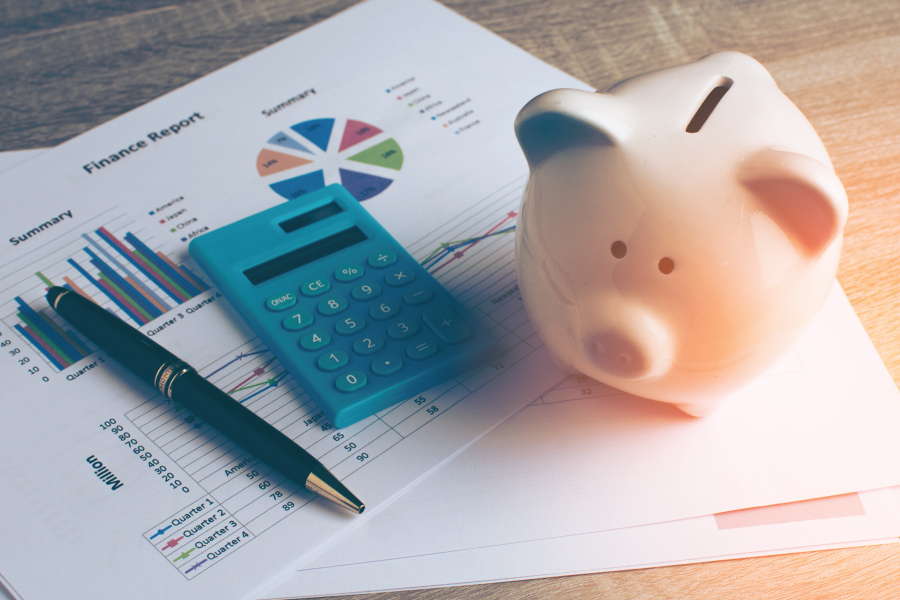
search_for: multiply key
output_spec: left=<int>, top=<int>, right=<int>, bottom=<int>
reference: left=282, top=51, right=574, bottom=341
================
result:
left=384, top=267, right=414, bottom=287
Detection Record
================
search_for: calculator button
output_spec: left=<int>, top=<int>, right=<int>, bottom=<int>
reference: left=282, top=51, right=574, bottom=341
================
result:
left=265, top=291, right=297, bottom=312
left=384, top=267, right=415, bottom=287
left=371, top=355, right=403, bottom=376
left=318, top=296, right=349, bottom=315
left=353, top=335, right=385, bottom=355
left=282, top=309, right=314, bottom=331
left=422, top=306, right=472, bottom=344
left=402, top=286, right=434, bottom=306
left=299, top=330, right=331, bottom=351
left=368, top=250, right=397, bottom=268
left=317, top=350, right=349, bottom=371
left=335, top=315, right=366, bottom=335
left=406, top=338, right=439, bottom=360
left=387, top=320, right=419, bottom=340
left=335, top=264, right=365, bottom=283
left=336, top=371, right=367, bottom=393
left=300, top=278, right=331, bottom=297
left=369, top=300, right=400, bottom=321
left=351, top=282, right=382, bottom=301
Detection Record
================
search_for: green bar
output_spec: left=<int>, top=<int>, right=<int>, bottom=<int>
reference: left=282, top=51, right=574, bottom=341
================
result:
left=99, top=274, right=153, bottom=322
left=35, top=271, right=56, bottom=288
left=17, top=311, right=75, bottom=365
left=132, top=249, right=190, bottom=299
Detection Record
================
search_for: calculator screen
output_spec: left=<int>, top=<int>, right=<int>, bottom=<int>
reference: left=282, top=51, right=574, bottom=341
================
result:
left=243, top=226, right=368, bottom=285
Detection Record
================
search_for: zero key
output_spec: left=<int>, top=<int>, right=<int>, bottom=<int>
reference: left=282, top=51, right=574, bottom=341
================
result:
left=422, top=305, right=472, bottom=344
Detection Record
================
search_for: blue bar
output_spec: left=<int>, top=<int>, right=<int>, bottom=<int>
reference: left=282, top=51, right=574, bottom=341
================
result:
left=124, top=232, right=202, bottom=298
left=68, top=258, right=146, bottom=326
left=83, top=232, right=172, bottom=311
left=15, top=296, right=84, bottom=364
left=94, top=228, right=186, bottom=304
left=177, top=264, right=208, bottom=293
left=84, top=247, right=164, bottom=320
left=15, top=323, right=65, bottom=370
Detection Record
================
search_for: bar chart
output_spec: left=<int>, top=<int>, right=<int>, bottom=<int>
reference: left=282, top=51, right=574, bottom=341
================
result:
left=7, top=224, right=208, bottom=370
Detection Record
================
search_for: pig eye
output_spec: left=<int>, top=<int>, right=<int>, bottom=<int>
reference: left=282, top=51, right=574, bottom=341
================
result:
left=610, top=241, right=627, bottom=258
left=658, top=257, right=675, bottom=274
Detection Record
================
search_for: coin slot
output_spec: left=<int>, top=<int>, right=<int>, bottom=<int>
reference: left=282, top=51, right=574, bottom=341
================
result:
left=686, top=77, right=733, bottom=133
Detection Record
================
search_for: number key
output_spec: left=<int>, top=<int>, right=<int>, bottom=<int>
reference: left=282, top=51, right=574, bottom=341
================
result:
left=351, top=282, right=382, bottom=301
left=317, top=350, right=349, bottom=371
left=318, top=296, right=348, bottom=315
left=369, top=300, right=400, bottom=321
left=282, top=309, right=313, bottom=331
left=352, top=335, right=385, bottom=356
left=335, top=315, right=366, bottom=335
left=336, top=371, right=367, bottom=393
left=300, top=330, right=330, bottom=351
left=387, top=320, right=419, bottom=340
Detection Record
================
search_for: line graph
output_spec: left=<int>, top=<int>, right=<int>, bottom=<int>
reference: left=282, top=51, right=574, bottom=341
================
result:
left=199, top=349, right=290, bottom=404
left=404, top=178, right=527, bottom=313
left=204, top=349, right=268, bottom=378
left=421, top=211, right=518, bottom=273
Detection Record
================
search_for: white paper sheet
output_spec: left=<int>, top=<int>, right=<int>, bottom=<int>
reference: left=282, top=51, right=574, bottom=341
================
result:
left=264, top=487, right=900, bottom=596
left=261, top=280, right=900, bottom=597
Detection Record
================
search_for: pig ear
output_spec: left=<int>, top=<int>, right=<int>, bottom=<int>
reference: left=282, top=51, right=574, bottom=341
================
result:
left=740, top=148, right=848, bottom=257
left=514, top=89, right=629, bottom=170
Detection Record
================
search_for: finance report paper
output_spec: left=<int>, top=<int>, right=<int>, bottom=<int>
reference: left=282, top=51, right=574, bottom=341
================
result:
left=0, top=0, right=586, bottom=598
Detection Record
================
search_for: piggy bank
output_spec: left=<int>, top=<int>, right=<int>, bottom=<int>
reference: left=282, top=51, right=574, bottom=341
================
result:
left=514, top=52, right=848, bottom=416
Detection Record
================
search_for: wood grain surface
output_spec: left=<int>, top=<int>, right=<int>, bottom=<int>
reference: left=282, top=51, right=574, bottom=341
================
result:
left=2, top=0, right=899, bottom=598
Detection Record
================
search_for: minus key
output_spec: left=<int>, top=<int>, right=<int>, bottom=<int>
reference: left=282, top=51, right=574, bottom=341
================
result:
left=402, top=285, right=434, bottom=306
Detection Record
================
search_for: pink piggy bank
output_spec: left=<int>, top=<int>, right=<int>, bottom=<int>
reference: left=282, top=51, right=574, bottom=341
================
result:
left=514, top=52, right=848, bottom=416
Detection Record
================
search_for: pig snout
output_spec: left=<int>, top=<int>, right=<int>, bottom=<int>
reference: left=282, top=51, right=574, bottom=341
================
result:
left=583, top=305, right=672, bottom=381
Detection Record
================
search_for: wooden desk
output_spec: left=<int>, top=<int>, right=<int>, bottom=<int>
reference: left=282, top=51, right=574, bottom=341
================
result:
left=2, top=0, right=898, bottom=597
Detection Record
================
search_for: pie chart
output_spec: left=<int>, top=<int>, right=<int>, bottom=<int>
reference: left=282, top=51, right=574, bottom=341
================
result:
left=256, top=118, right=403, bottom=202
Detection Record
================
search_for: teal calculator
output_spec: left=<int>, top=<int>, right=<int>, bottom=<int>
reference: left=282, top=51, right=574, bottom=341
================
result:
left=188, top=185, right=497, bottom=427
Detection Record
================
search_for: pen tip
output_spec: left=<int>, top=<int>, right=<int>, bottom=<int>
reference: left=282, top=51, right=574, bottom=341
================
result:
left=45, top=286, right=69, bottom=308
left=306, top=472, right=366, bottom=514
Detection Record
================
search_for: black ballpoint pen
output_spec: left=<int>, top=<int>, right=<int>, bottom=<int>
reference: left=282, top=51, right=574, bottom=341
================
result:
left=46, top=286, right=365, bottom=514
